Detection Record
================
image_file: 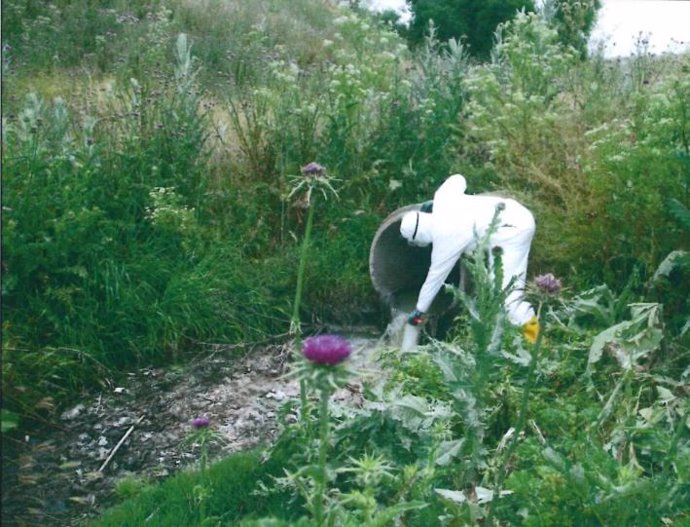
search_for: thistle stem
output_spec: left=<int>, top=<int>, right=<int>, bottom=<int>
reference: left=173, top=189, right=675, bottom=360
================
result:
left=314, top=386, right=331, bottom=525
left=292, top=197, right=317, bottom=421
left=489, top=303, right=545, bottom=519
left=291, top=197, right=316, bottom=330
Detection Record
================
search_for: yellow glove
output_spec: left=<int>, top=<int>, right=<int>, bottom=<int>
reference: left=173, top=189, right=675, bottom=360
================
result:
left=522, top=315, right=540, bottom=344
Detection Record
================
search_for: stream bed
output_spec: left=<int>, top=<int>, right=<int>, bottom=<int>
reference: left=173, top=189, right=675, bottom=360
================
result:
left=2, top=327, right=388, bottom=527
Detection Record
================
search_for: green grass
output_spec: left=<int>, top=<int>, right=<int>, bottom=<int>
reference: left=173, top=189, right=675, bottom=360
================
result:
left=90, top=447, right=304, bottom=527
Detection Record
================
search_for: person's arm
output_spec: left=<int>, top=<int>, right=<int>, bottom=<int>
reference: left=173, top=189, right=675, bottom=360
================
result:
left=415, top=237, right=468, bottom=314
left=410, top=174, right=470, bottom=322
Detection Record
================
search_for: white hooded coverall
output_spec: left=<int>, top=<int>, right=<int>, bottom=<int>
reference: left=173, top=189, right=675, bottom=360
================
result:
left=402, top=174, right=536, bottom=326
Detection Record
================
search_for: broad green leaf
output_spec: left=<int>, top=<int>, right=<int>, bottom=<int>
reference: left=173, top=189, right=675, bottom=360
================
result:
left=588, top=321, right=627, bottom=364
left=657, top=386, right=676, bottom=403
left=543, top=447, right=566, bottom=471
left=435, top=487, right=512, bottom=505
left=588, top=302, right=663, bottom=370
left=569, top=463, right=586, bottom=484
left=652, top=250, right=689, bottom=281
left=392, top=394, right=433, bottom=431
left=638, top=407, right=654, bottom=422
left=502, top=345, right=532, bottom=366
left=435, top=488, right=467, bottom=504
left=394, top=394, right=429, bottom=416
left=628, top=303, right=662, bottom=326
left=436, top=439, right=465, bottom=466
left=433, top=353, right=459, bottom=383
left=475, top=486, right=513, bottom=504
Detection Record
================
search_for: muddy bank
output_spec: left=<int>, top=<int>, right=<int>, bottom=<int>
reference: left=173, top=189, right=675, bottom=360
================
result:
left=2, top=328, right=386, bottom=527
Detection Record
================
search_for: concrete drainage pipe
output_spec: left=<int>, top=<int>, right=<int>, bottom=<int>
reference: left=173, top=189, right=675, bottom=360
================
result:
left=369, top=192, right=514, bottom=349
left=369, top=203, right=461, bottom=348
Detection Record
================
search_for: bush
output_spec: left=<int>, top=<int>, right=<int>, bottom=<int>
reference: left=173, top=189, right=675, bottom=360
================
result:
left=459, top=13, right=690, bottom=290
left=1, top=0, right=165, bottom=73
left=1, top=37, right=290, bottom=417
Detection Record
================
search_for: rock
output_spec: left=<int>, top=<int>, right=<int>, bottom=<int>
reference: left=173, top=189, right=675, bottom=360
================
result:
left=114, top=416, right=131, bottom=428
left=265, top=390, right=287, bottom=401
left=61, top=404, right=85, bottom=420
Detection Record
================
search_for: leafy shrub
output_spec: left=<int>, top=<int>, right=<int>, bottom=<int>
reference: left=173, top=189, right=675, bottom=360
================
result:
left=1, top=36, right=289, bottom=418
left=405, top=0, right=536, bottom=60
left=459, top=12, right=690, bottom=292
left=580, top=53, right=690, bottom=285
left=171, top=0, right=337, bottom=91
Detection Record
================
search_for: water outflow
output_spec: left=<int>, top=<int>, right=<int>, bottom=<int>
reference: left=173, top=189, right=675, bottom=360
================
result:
left=369, top=204, right=460, bottom=350
left=381, top=310, right=419, bottom=352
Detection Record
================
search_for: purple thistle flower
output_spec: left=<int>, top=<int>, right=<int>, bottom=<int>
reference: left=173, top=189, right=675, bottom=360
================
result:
left=301, top=162, right=326, bottom=176
left=191, top=416, right=210, bottom=429
left=535, top=273, right=562, bottom=294
left=303, top=335, right=352, bottom=365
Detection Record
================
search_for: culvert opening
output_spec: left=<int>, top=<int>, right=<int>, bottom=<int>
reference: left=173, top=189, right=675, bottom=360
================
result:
left=369, top=204, right=460, bottom=318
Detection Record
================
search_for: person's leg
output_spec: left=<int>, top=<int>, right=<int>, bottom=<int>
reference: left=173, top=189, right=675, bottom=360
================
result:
left=491, top=222, right=536, bottom=324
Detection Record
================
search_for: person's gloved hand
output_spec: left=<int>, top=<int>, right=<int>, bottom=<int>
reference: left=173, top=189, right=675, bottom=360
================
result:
left=522, top=315, right=540, bottom=344
left=408, top=309, right=427, bottom=326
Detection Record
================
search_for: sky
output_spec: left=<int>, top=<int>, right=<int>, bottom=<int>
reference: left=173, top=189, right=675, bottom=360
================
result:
left=364, top=0, right=690, bottom=58
left=589, top=0, right=690, bottom=57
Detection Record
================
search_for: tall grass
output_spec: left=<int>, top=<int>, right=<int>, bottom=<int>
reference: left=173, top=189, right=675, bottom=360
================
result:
left=89, top=447, right=303, bottom=527
left=1, top=32, right=289, bottom=419
left=1, top=0, right=167, bottom=73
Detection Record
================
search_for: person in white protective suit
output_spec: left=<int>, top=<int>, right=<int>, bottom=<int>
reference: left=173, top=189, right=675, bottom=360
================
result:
left=399, top=174, right=539, bottom=351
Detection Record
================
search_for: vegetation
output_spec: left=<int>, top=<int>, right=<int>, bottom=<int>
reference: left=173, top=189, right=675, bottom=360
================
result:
left=88, top=446, right=302, bottom=526
left=91, top=240, right=690, bottom=526
left=405, top=0, right=536, bottom=59
left=541, top=0, right=602, bottom=57
left=2, top=0, right=688, bottom=525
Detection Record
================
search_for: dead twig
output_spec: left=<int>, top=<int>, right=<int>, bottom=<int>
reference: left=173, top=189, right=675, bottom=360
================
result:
left=98, top=415, right=145, bottom=473
left=186, top=331, right=295, bottom=360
